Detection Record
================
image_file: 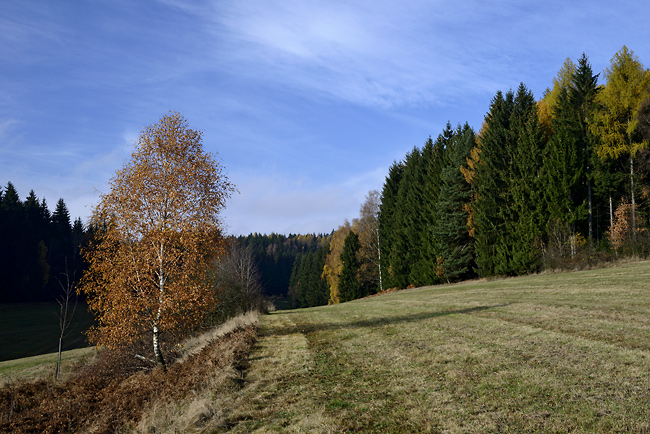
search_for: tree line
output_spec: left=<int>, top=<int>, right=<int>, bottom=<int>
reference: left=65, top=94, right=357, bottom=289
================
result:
left=232, top=233, right=330, bottom=308
left=0, top=183, right=87, bottom=302
left=4, top=46, right=649, bottom=319
left=280, top=46, right=650, bottom=307
left=235, top=233, right=329, bottom=297
left=269, top=191, right=382, bottom=309
left=381, top=47, right=650, bottom=288
left=233, top=192, right=383, bottom=309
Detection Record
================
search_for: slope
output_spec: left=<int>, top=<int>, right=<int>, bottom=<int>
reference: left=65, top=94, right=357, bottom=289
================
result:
left=224, top=260, right=650, bottom=433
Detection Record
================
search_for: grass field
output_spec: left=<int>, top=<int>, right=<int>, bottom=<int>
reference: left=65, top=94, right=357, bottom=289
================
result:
left=2, top=261, right=650, bottom=432
left=0, top=302, right=96, bottom=362
left=222, top=260, right=650, bottom=433
left=0, top=346, right=97, bottom=386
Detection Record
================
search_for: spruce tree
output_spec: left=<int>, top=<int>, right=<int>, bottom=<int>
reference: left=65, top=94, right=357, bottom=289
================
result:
left=503, top=83, right=547, bottom=274
left=474, top=90, right=514, bottom=276
left=298, top=252, right=314, bottom=308
left=570, top=53, right=600, bottom=242
left=390, top=149, right=421, bottom=288
left=287, top=255, right=302, bottom=308
left=415, top=129, right=449, bottom=285
left=432, top=123, right=476, bottom=282
left=50, top=198, right=74, bottom=286
left=543, top=54, right=599, bottom=255
left=474, top=84, right=547, bottom=276
left=0, top=183, right=25, bottom=301
left=23, top=190, right=51, bottom=299
left=310, top=244, right=330, bottom=306
left=379, top=160, right=404, bottom=288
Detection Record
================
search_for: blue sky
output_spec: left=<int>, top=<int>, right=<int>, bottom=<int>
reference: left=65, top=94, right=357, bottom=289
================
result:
left=2, top=1, right=649, bottom=235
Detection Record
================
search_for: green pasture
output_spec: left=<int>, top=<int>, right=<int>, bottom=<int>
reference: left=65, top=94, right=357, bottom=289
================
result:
left=0, top=302, right=95, bottom=362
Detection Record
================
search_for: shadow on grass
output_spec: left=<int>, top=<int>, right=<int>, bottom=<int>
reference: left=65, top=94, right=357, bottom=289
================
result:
left=0, top=303, right=96, bottom=362
left=264, top=304, right=511, bottom=337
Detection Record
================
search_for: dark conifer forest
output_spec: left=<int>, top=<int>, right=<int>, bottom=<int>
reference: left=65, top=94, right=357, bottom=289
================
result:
left=379, top=50, right=650, bottom=290
left=0, top=183, right=88, bottom=302
left=236, top=233, right=330, bottom=308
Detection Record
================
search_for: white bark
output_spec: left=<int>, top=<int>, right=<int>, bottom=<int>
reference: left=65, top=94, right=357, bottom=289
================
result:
left=377, top=229, right=383, bottom=292
left=153, top=240, right=166, bottom=367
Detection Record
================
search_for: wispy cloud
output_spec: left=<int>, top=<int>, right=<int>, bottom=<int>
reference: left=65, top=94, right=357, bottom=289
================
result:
left=206, top=0, right=556, bottom=109
left=0, top=118, right=20, bottom=141
left=206, top=0, right=650, bottom=111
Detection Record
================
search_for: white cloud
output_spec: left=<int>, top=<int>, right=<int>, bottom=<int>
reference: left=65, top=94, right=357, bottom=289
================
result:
left=0, top=125, right=134, bottom=223
left=208, top=0, right=650, bottom=112
left=223, top=165, right=386, bottom=235
left=5, top=0, right=650, bottom=238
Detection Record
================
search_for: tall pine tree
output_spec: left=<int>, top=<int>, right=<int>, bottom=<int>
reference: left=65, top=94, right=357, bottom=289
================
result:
left=473, top=90, right=514, bottom=276
left=474, top=84, right=547, bottom=276
left=503, top=84, right=547, bottom=274
left=543, top=54, right=600, bottom=256
left=432, top=123, right=476, bottom=282
left=379, top=160, right=404, bottom=289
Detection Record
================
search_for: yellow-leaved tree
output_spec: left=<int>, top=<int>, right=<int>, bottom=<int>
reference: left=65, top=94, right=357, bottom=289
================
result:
left=322, top=221, right=352, bottom=305
left=590, top=46, right=650, bottom=239
left=80, top=112, right=234, bottom=367
left=538, top=57, right=577, bottom=134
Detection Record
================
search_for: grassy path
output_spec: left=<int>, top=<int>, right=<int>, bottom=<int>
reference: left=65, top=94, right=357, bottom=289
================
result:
left=227, top=261, right=650, bottom=433
left=224, top=313, right=338, bottom=433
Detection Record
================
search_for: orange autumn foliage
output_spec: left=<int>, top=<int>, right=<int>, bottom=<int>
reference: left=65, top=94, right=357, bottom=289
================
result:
left=608, top=197, right=644, bottom=251
left=80, top=112, right=234, bottom=365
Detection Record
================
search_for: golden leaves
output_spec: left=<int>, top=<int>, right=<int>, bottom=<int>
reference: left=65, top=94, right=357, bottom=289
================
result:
left=79, top=112, right=234, bottom=351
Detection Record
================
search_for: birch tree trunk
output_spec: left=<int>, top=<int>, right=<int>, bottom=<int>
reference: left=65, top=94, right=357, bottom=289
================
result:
left=153, top=324, right=165, bottom=367
left=154, top=240, right=166, bottom=368
left=587, top=159, right=593, bottom=245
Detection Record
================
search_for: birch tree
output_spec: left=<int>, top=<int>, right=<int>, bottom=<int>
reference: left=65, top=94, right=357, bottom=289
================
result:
left=356, top=190, right=382, bottom=293
left=80, top=112, right=234, bottom=367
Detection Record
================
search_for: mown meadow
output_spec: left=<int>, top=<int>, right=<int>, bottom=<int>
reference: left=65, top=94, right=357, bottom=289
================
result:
left=224, top=260, right=650, bottom=433
left=2, top=260, right=650, bottom=433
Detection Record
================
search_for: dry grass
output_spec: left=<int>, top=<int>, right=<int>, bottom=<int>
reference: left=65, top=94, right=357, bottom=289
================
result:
left=215, top=313, right=339, bottom=433
left=222, top=260, right=650, bottom=433
left=0, top=312, right=260, bottom=433
left=134, top=311, right=261, bottom=433
left=179, top=311, right=260, bottom=362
